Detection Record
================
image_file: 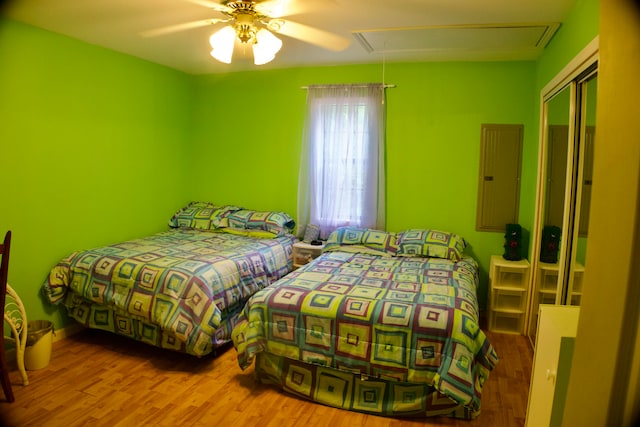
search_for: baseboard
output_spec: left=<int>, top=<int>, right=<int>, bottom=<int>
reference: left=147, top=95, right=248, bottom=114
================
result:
left=5, top=322, right=85, bottom=364
left=52, top=322, right=85, bottom=343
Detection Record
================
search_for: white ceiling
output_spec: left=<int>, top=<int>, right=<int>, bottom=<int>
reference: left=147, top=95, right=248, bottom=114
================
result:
left=2, top=0, right=576, bottom=75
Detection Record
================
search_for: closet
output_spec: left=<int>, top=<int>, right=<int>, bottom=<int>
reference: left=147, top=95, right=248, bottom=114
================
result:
left=527, top=59, right=598, bottom=345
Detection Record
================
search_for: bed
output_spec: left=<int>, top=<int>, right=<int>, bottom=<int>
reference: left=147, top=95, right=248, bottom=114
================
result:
left=43, top=202, right=296, bottom=357
left=232, top=227, right=498, bottom=419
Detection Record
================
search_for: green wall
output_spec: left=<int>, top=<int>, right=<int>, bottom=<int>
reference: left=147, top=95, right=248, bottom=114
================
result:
left=0, top=19, right=193, bottom=329
left=532, top=0, right=599, bottom=268
left=190, top=62, right=538, bottom=307
left=536, top=0, right=600, bottom=91
left=0, top=0, right=599, bottom=331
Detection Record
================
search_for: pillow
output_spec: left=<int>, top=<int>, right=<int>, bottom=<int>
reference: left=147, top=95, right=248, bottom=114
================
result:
left=215, top=209, right=295, bottom=236
left=168, top=202, right=243, bottom=230
left=324, top=244, right=396, bottom=257
left=323, top=227, right=398, bottom=255
left=214, top=228, right=279, bottom=239
left=396, top=229, right=467, bottom=262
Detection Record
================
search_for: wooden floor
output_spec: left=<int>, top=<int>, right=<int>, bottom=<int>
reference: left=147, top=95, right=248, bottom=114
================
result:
left=1, top=329, right=532, bottom=427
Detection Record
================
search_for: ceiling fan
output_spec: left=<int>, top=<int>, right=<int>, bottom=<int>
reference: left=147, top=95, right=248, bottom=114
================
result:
left=143, top=0, right=351, bottom=65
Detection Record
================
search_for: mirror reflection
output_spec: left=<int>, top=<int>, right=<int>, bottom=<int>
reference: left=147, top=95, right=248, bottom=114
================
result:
left=568, top=73, right=597, bottom=306
left=544, top=86, right=571, bottom=243
left=528, top=86, right=572, bottom=340
left=528, top=70, right=597, bottom=344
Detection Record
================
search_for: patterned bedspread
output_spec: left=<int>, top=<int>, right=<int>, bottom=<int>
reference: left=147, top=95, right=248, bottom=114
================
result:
left=232, top=250, right=498, bottom=412
left=44, top=229, right=294, bottom=356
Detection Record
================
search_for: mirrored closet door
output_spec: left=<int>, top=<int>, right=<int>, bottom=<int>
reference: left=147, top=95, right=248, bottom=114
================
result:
left=527, top=63, right=598, bottom=344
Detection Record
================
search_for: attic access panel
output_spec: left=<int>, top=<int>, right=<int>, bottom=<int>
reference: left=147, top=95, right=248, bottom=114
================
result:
left=353, top=23, right=560, bottom=60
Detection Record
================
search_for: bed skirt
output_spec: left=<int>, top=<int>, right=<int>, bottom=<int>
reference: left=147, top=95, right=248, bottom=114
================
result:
left=253, top=352, right=480, bottom=419
left=64, top=295, right=241, bottom=357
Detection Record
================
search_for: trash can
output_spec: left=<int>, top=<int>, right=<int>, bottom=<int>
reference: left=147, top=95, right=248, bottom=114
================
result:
left=24, top=320, right=54, bottom=370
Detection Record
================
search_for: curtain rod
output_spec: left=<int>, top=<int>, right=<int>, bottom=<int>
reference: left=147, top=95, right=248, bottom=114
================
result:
left=301, top=84, right=396, bottom=89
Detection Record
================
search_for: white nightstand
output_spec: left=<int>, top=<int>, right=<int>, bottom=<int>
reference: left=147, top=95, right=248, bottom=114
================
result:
left=488, top=255, right=531, bottom=334
left=292, top=241, right=325, bottom=269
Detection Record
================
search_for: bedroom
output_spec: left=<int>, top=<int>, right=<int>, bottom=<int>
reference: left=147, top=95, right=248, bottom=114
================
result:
left=1, top=0, right=639, bottom=425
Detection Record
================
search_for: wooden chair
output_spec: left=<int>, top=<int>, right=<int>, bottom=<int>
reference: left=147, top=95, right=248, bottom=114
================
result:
left=0, top=230, right=15, bottom=402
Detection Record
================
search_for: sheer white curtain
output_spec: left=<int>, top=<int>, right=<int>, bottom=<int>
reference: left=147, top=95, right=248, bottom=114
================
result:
left=297, top=83, right=386, bottom=239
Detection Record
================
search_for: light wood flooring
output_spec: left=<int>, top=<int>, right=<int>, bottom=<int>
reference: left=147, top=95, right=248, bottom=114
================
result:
left=1, top=328, right=532, bottom=427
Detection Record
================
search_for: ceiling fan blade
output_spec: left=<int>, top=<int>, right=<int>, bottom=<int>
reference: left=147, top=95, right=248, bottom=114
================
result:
left=256, top=0, right=304, bottom=18
left=256, top=0, right=337, bottom=19
left=276, top=21, right=351, bottom=52
left=141, top=19, right=225, bottom=37
left=183, top=0, right=229, bottom=13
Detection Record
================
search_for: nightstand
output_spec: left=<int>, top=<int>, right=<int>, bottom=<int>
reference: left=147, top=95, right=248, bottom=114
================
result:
left=488, top=255, right=531, bottom=334
left=292, top=241, right=324, bottom=269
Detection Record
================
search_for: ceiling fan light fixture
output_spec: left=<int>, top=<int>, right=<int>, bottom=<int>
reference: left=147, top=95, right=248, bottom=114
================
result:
left=252, top=46, right=275, bottom=65
left=234, top=11, right=256, bottom=43
left=209, top=26, right=236, bottom=63
left=252, top=28, right=282, bottom=65
left=267, top=19, right=285, bottom=32
left=206, top=1, right=285, bottom=66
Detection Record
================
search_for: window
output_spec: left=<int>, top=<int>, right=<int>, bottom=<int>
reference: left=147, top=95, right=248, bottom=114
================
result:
left=297, top=84, right=386, bottom=239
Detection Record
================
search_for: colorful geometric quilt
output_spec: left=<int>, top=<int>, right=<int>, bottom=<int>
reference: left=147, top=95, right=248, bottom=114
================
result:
left=232, top=250, right=498, bottom=417
left=43, top=229, right=294, bottom=356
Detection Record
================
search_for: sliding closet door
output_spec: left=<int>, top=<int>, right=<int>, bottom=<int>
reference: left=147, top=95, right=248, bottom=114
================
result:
left=528, top=84, right=574, bottom=341
left=565, top=71, right=597, bottom=307
left=528, top=63, right=597, bottom=345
